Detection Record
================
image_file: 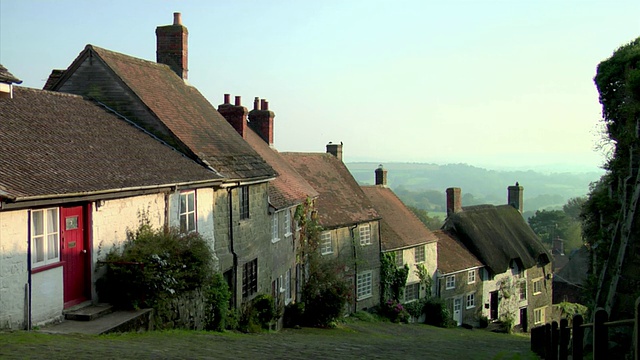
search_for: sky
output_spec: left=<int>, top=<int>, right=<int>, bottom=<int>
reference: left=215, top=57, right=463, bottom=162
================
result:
left=1, top=1, right=638, bottom=173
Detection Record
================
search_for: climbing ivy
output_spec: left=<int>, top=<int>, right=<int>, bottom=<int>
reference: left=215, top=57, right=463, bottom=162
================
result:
left=380, top=252, right=409, bottom=303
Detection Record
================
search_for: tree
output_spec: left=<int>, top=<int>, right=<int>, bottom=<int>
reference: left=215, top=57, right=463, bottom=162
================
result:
left=563, top=197, right=586, bottom=221
left=584, top=36, right=640, bottom=318
left=527, top=209, right=570, bottom=244
left=408, top=205, right=443, bottom=230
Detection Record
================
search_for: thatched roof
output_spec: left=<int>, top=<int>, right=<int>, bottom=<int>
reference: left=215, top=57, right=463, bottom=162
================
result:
left=443, top=204, right=551, bottom=274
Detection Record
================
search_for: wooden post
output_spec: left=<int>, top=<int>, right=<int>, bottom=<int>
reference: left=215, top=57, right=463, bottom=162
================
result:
left=573, top=314, right=584, bottom=360
left=594, top=308, right=609, bottom=359
left=551, top=321, right=559, bottom=360
left=559, top=318, right=569, bottom=360
left=545, top=323, right=553, bottom=359
left=635, top=296, right=639, bottom=360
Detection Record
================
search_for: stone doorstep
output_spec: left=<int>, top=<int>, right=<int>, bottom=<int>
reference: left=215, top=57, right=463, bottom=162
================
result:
left=64, top=303, right=114, bottom=321
left=40, top=308, right=153, bottom=335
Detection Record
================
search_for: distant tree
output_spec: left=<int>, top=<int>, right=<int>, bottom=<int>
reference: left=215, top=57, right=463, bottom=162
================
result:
left=527, top=205, right=583, bottom=253
left=408, top=206, right=443, bottom=230
left=563, top=197, right=586, bottom=221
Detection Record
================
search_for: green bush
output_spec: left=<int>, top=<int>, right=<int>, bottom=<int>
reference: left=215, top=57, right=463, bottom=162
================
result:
left=284, top=302, right=305, bottom=328
left=404, top=298, right=427, bottom=319
left=380, top=299, right=410, bottom=323
left=301, top=258, right=351, bottom=327
left=203, top=273, right=231, bottom=331
left=478, top=314, right=489, bottom=328
left=238, top=294, right=278, bottom=332
left=422, top=298, right=451, bottom=328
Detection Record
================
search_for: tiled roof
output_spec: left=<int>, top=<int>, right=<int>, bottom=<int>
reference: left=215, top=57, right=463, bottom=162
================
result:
left=57, top=45, right=275, bottom=181
left=433, top=230, right=483, bottom=275
left=245, top=129, right=318, bottom=209
left=444, top=204, right=551, bottom=274
left=282, top=152, right=379, bottom=228
left=0, top=87, right=221, bottom=201
left=0, top=64, right=22, bottom=84
left=362, top=185, right=437, bottom=251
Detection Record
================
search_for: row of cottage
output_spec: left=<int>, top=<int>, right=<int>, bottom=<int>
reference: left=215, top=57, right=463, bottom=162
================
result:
left=0, top=13, right=552, bottom=332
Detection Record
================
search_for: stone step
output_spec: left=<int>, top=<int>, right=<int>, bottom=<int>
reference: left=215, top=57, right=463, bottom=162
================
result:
left=40, top=308, right=153, bottom=335
left=64, top=303, right=113, bottom=321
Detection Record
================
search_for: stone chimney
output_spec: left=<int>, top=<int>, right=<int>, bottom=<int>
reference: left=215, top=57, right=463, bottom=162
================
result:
left=375, top=165, right=387, bottom=187
left=508, top=182, right=524, bottom=213
left=552, top=237, right=565, bottom=256
left=218, top=94, right=248, bottom=138
left=248, top=97, right=275, bottom=145
left=326, top=142, right=343, bottom=161
left=156, top=12, right=189, bottom=80
left=446, top=187, right=462, bottom=215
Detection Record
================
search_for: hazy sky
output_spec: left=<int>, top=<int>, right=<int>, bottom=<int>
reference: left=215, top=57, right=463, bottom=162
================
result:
left=1, top=1, right=638, bottom=172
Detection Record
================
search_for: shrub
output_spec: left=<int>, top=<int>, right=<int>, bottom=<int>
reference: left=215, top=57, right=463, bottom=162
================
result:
left=380, top=299, right=410, bottom=323
left=284, top=302, right=305, bottom=328
left=478, top=314, right=489, bottom=328
left=238, top=294, right=278, bottom=332
left=203, top=273, right=231, bottom=331
left=301, top=258, right=351, bottom=327
left=422, top=298, right=451, bottom=328
left=404, top=298, right=427, bottom=319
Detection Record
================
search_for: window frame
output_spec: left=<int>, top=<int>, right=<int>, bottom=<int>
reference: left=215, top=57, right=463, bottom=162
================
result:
left=466, top=292, right=476, bottom=309
left=271, top=212, right=279, bottom=243
left=467, top=270, right=476, bottom=284
left=359, top=224, right=371, bottom=246
left=179, top=190, right=196, bottom=233
left=285, top=268, right=292, bottom=305
left=534, top=307, right=545, bottom=325
left=239, top=186, right=250, bottom=220
left=404, top=282, right=421, bottom=302
left=283, top=210, right=292, bottom=237
left=445, top=275, right=455, bottom=290
left=533, top=277, right=543, bottom=295
left=395, top=250, right=404, bottom=267
left=31, top=207, right=60, bottom=268
left=242, top=258, right=258, bottom=299
left=520, top=281, right=527, bottom=300
left=356, top=270, right=373, bottom=300
left=320, top=231, right=333, bottom=255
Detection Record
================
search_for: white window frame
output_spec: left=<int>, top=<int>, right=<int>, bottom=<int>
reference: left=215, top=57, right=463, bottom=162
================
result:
left=520, top=281, right=527, bottom=300
left=357, top=271, right=373, bottom=300
left=285, top=268, right=292, bottom=304
left=467, top=270, right=476, bottom=284
left=359, top=224, right=371, bottom=246
left=31, top=208, right=60, bottom=268
left=271, top=213, right=280, bottom=243
left=284, top=210, right=292, bottom=237
left=179, top=191, right=196, bottom=233
left=445, top=275, right=455, bottom=290
left=395, top=250, right=404, bottom=267
left=533, top=277, right=543, bottom=295
left=404, top=282, right=421, bottom=302
left=534, top=307, right=545, bottom=325
left=414, top=245, right=425, bottom=263
left=466, top=293, right=476, bottom=309
left=320, top=231, right=333, bottom=255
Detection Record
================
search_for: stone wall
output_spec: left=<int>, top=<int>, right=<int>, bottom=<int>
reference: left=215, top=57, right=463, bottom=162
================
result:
left=0, top=210, right=28, bottom=329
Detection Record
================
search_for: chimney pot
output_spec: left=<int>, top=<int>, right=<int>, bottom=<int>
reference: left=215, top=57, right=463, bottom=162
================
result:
left=254, top=97, right=260, bottom=110
left=224, top=94, right=230, bottom=104
left=173, top=12, right=182, bottom=25
left=326, top=142, right=343, bottom=161
left=156, top=12, right=189, bottom=80
left=235, top=96, right=241, bottom=106
left=446, top=187, right=462, bottom=215
left=507, top=183, right=524, bottom=214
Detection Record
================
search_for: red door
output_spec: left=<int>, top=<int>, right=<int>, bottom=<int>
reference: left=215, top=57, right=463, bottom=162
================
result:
left=61, top=205, right=88, bottom=308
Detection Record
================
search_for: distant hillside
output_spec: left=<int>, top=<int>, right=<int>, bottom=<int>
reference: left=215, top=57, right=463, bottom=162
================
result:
left=348, top=162, right=603, bottom=215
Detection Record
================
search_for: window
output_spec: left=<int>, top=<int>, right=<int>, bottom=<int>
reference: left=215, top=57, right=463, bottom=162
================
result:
left=534, top=307, right=545, bottom=325
left=467, top=270, right=476, bottom=284
left=31, top=208, right=60, bottom=267
left=445, top=275, right=455, bottom=290
left=179, top=191, right=196, bottom=233
left=271, top=213, right=279, bottom=242
left=405, top=282, right=420, bottom=302
left=285, top=268, right=292, bottom=304
left=320, top=231, right=333, bottom=255
left=359, top=224, right=371, bottom=246
left=395, top=250, right=404, bottom=267
left=533, top=278, right=543, bottom=295
left=357, top=271, right=373, bottom=300
left=415, top=245, right=425, bottom=263
left=466, top=293, right=476, bottom=308
left=242, top=258, right=258, bottom=298
left=520, top=282, right=527, bottom=300
left=239, top=186, right=249, bottom=220
left=284, top=210, right=292, bottom=237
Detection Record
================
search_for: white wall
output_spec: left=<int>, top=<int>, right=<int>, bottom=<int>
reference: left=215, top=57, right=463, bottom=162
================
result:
left=195, top=188, right=217, bottom=265
left=402, top=241, right=438, bottom=297
left=481, top=268, right=528, bottom=325
left=0, top=210, right=29, bottom=329
left=31, top=267, right=63, bottom=327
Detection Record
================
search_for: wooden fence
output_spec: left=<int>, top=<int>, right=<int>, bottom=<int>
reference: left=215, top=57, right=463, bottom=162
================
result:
left=530, top=297, right=640, bottom=359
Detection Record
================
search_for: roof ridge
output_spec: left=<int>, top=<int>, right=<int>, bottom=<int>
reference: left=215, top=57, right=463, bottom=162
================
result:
left=15, top=86, right=83, bottom=98
left=89, top=44, right=173, bottom=71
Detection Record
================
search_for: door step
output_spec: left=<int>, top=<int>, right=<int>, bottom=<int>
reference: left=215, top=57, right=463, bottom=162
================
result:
left=40, top=308, right=153, bottom=335
left=64, top=303, right=113, bottom=321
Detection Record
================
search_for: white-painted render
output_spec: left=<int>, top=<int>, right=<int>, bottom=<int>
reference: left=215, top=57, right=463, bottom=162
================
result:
left=0, top=210, right=29, bottom=329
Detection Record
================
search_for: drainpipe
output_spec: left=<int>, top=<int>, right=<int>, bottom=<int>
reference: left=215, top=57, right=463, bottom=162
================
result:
left=26, top=211, right=32, bottom=330
left=228, top=188, right=238, bottom=308
left=350, top=224, right=358, bottom=312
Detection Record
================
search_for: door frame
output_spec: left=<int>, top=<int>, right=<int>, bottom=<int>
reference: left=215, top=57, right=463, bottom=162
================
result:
left=453, top=297, right=463, bottom=326
left=60, top=204, right=91, bottom=308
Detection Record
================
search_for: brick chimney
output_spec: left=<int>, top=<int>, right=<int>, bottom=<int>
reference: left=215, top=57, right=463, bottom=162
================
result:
left=248, top=97, right=275, bottom=145
left=446, top=187, right=462, bottom=215
left=508, top=182, right=524, bottom=213
left=326, top=142, right=343, bottom=161
left=156, top=12, right=188, bottom=80
left=375, top=165, right=387, bottom=187
left=218, top=94, right=248, bottom=138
